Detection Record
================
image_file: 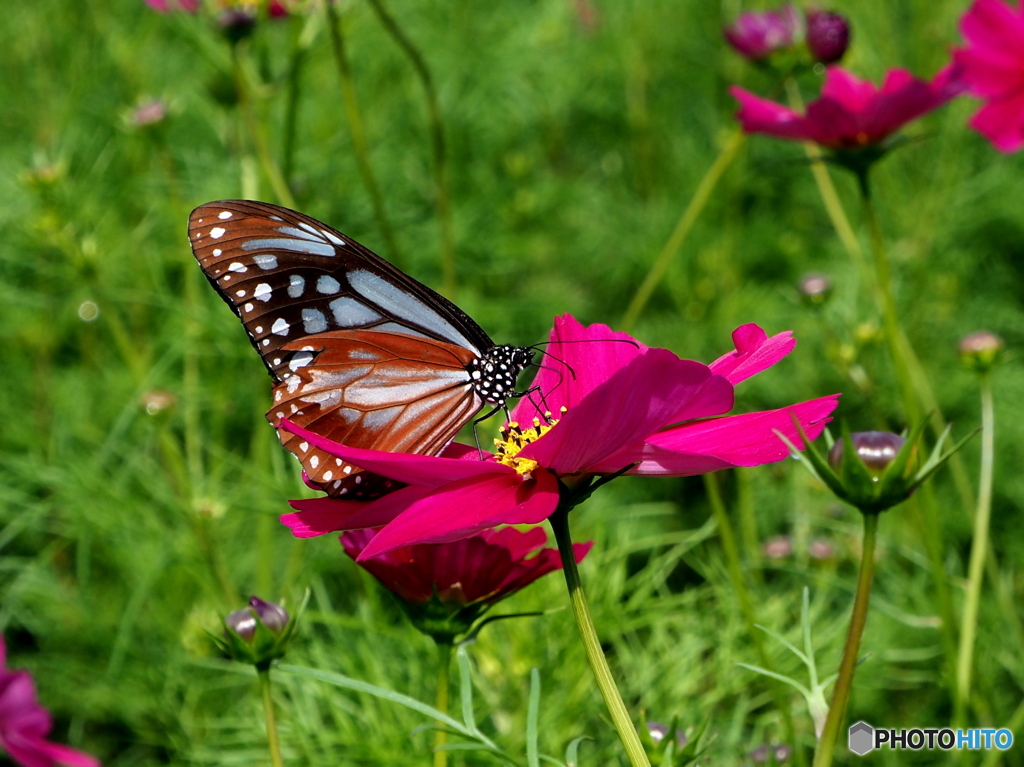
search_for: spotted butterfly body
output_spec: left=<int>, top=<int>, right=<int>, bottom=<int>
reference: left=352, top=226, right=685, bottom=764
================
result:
left=188, top=200, right=534, bottom=499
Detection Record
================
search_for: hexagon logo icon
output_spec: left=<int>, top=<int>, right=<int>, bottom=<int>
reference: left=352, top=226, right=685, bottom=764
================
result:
left=848, top=721, right=874, bottom=756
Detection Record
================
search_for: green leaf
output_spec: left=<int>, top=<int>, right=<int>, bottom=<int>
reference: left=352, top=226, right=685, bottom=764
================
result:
left=457, top=645, right=479, bottom=733
left=565, top=736, right=590, bottom=767
left=527, top=667, right=541, bottom=767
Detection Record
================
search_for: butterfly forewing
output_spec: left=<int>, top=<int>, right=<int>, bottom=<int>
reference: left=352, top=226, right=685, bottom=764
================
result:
left=188, top=200, right=494, bottom=383
left=268, top=331, right=482, bottom=498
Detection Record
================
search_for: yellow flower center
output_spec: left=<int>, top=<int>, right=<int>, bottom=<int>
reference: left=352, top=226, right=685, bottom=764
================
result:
left=494, top=408, right=565, bottom=476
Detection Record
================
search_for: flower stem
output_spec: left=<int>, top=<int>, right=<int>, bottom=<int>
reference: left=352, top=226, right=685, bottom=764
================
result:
left=281, top=21, right=308, bottom=186
left=812, top=513, right=878, bottom=767
left=257, top=668, right=285, bottom=767
left=704, top=474, right=805, bottom=767
left=324, top=1, right=403, bottom=265
left=548, top=508, right=651, bottom=767
left=366, top=0, right=456, bottom=297
left=620, top=129, right=745, bottom=332
left=783, top=79, right=865, bottom=277
left=434, top=639, right=452, bottom=767
left=860, top=182, right=959, bottom=692
left=955, top=374, right=995, bottom=722
left=231, top=43, right=297, bottom=209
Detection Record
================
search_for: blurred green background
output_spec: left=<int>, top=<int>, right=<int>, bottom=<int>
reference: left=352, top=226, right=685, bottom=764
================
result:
left=2, top=0, right=1023, bottom=764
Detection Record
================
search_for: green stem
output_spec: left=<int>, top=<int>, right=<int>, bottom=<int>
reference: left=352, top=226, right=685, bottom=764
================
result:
left=704, top=475, right=805, bottom=767
left=813, top=513, right=878, bottom=767
left=620, top=129, right=745, bottom=332
left=324, top=1, right=403, bottom=264
left=366, top=0, right=456, bottom=296
left=548, top=508, right=651, bottom=767
left=258, top=668, right=285, bottom=767
left=433, top=640, right=452, bottom=767
left=784, top=79, right=865, bottom=277
left=861, top=181, right=959, bottom=694
left=955, top=375, right=995, bottom=722
left=232, top=44, right=297, bottom=208
left=281, top=24, right=307, bottom=186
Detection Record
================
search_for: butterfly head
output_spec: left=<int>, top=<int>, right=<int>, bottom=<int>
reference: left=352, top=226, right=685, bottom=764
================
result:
left=469, top=345, right=535, bottom=405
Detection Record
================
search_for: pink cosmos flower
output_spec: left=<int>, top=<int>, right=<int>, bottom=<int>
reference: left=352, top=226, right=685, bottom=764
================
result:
left=279, top=316, right=839, bottom=559
left=343, top=527, right=591, bottom=609
left=953, top=0, right=1024, bottom=152
left=144, top=0, right=200, bottom=12
left=724, top=5, right=803, bottom=62
left=0, top=637, right=100, bottom=767
left=730, top=66, right=963, bottom=149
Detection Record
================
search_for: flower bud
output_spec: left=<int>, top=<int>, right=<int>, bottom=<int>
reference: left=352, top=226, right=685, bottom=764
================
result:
left=213, top=593, right=305, bottom=668
left=959, top=331, right=1003, bottom=374
left=798, top=272, right=833, bottom=306
left=808, top=539, right=834, bottom=560
left=787, top=419, right=977, bottom=516
left=218, top=6, right=257, bottom=44
left=132, top=99, right=168, bottom=128
left=249, top=596, right=289, bottom=634
left=647, top=721, right=688, bottom=748
left=828, top=431, right=906, bottom=478
left=806, top=11, right=850, bottom=64
left=724, top=5, right=802, bottom=62
left=763, top=535, right=792, bottom=559
left=749, top=744, right=792, bottom=764
left=225, top=608, right=258, bottom=643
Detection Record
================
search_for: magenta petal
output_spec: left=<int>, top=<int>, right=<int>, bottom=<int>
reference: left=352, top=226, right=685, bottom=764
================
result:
left=954, top=46, right=1024, bottom=98
left=730, top=87, right=813, bottom=141
left=968, top=90, right=1024, bottom=152
left=356, top=471, right=560, bottom=559
left=667, top=374, right=734, bottom=424
left=279, top=419, right=506, bottom=486
left=519, top=351, right=715, bottom=474
left=820, top=67, right=877, bottom=112
left=709, top=324, right=796, bottom=384
left=282, top=486, right=433, bottom=537
left=512, top=314, right=647, bottom=424
left=960, top=0, right=1024, bottom=54
left=479, top=526, right=551, bottom=560
left=598, top=395, right=840, bottom=474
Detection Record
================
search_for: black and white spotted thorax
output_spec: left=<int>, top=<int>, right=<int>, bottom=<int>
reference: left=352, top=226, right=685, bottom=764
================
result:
left=467, top=345, right=535, bottom=404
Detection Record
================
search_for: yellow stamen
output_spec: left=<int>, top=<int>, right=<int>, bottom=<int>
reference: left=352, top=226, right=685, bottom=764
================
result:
left=493, top=410, right=563, bottom=475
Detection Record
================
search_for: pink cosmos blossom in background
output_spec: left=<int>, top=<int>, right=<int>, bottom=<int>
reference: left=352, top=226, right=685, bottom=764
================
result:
left=342, top=527, right=591, bottom=608
left=953, top=0, right=1024, bottom=152
left=730, top=65, right=963, bottom=148
left=724, top=4, right=802, bottom=61
left=0, top=637, right=100, bottom=767
left=279, top=315, right=839, bottom=559
left=144, top=0, right=200, bottom=12
left=805, top=11, right=850, bottom=64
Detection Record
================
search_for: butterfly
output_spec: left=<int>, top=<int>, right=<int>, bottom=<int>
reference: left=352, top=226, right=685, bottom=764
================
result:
left=188, top=200, right=536, bottom=500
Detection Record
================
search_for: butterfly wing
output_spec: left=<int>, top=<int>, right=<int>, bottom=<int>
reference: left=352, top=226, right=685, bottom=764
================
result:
left=188, top=200, right=494, bottom=383
left=269, top=330, right=482, bottom=498
left=188, top=200, right=496, bottom=498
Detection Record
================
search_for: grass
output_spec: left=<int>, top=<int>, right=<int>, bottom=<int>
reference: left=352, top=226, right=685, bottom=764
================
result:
left=2, top=0, right=1024, bottom=764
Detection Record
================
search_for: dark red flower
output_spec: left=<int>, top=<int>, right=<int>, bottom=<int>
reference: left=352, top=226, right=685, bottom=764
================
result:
left=0, top=637, right=100, bottom=767
left=806, top=11, right=850, bottom=64
left=343, top=527, right=590, bottom=608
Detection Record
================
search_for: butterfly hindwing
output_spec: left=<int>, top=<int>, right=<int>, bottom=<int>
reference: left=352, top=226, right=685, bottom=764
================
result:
left=268, top=331, right=482, bottom=498
left=188, top=200, right=494, bottom=383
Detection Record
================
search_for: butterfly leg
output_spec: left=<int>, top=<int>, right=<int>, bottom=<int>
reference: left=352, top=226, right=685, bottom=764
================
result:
left=471, top=404, right=507, bottom=459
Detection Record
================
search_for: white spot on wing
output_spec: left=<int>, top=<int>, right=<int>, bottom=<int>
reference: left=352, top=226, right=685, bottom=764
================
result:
left=244, top=303, right=254, bottom=312
left=253, top=254, right=279, bottom=270
left=272, top=318, right=290, bottom=336
left=288, top=275, right=305, bottom=298
left=349, top=270, right=478, bottom=351
left=289, top=350, right=315, bottom=371
left=218, top=211, right=233, bottom=220
left=301, top=308, right=328, bottom=334
left=210, top=227, right=225, bottom=239
left=236, top=289, right=246, bottom=298
left=328, top=297, right=382, bottom=327
left=254, top=283, right=272, bottom=302
left=317, top=275, right=341, bottom=294
left=241, top=235, right=335, bottom=257
left=310, top=455, right=320, bottom=469
left=322, top=229, right=346, bottom=246
left=212, top=248, right=222, bottom=257
left=255, top=326, right=264, bottom=334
